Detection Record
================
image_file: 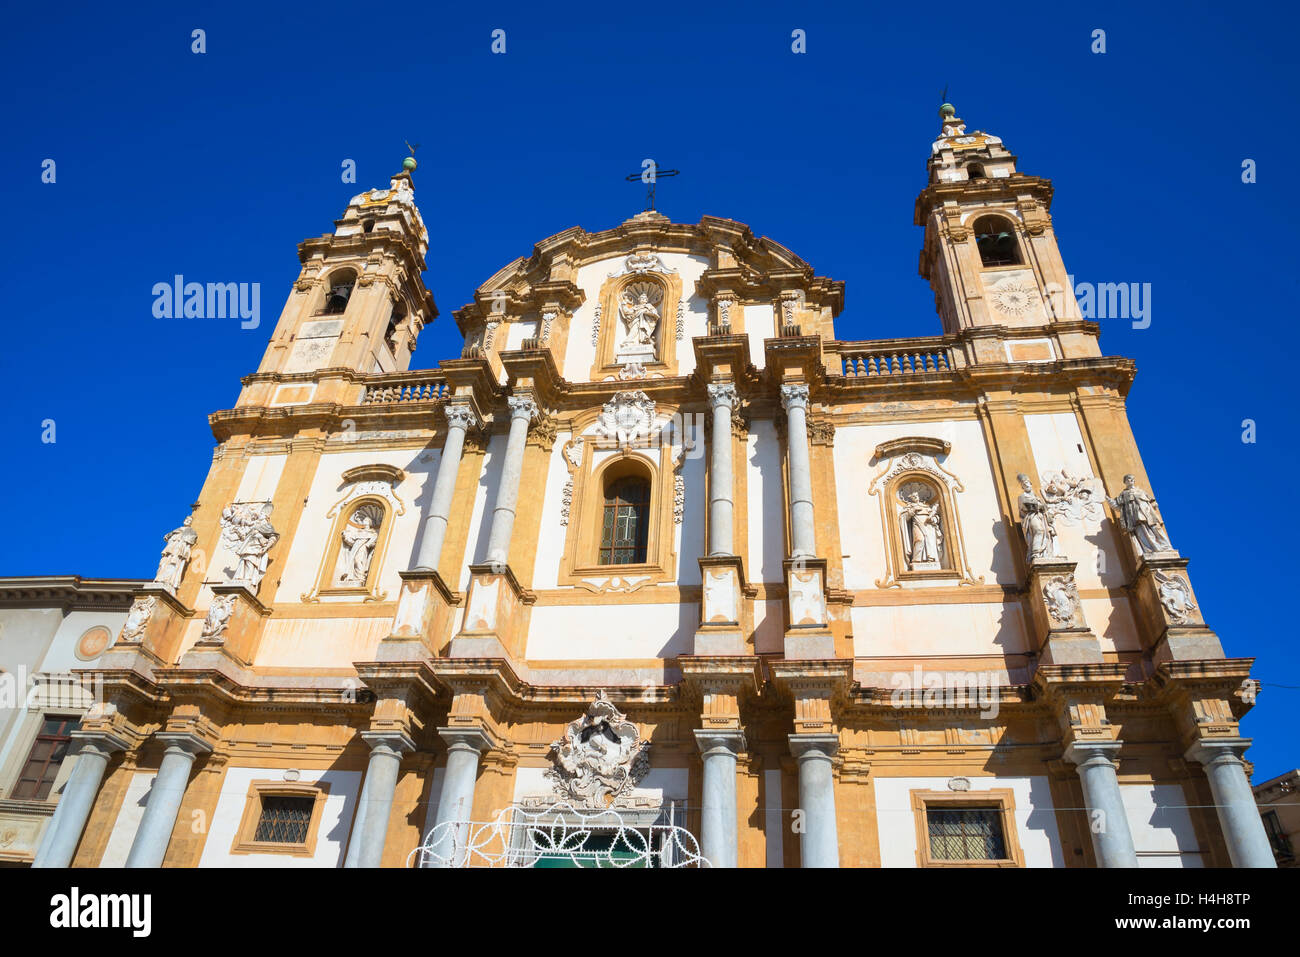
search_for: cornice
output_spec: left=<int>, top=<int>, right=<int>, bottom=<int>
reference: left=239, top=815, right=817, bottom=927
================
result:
left=0, top=576, right=146, bottom=610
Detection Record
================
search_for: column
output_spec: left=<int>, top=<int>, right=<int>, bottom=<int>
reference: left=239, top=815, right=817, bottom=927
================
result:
left=427, top=727, right=492, bottom=867
left=789, top=733, right=839, bottom=867
left=1064, top=741, right=1138, bottom=867
left=125, top=732, right=212, bottom=868
left=706, top=383, right=738, bottom=556
left=33, top=731, right=127, bottom=868
left=484, top=396, right=538, bottom=567
left=343, top=731, right=415, bottom=868
left=780, top=384, right=816, bottom=558
left=695, top=729, right=744, bottom=867
left=1188, top=739, right=1277, bottom=868
left=413, top=402, right=478, bottom=571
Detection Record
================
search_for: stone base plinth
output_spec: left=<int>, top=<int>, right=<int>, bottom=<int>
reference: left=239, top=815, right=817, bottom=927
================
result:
left=378, top=569, right=458, bottom=661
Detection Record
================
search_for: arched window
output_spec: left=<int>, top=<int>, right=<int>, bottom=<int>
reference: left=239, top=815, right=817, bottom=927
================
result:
left=323, top=271, right=356, bottom=315
left=972, top=215, right=1021, bottom=267
left=598, top=476, right=650, bottom=565
left=385, top=301, right=406, bottom=356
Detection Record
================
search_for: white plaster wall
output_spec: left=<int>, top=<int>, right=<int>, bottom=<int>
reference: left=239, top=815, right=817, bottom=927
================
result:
left=834, top=418, right=1016, bottom=590
left=273, top=447, right=438, bottom=606
left=1023, top=411, right=1126, bottom=590
left=524, top=603, right=694, bottom=660
left=38, top=609, right=126, bottom=674
left=504, top=318, right=539, bottom=350
left=1122, top=782, right=1204, bottom=868
left=874, top=775, right=1064, bottom=867
left=199, top=766, right=360, bottom=868
left=100, top=771, right=157, bottom=866
left=743, top=303, right=775, bottom=368
left=460, top=433, right=505, bottom=590
left=531, top=432, right=575, bottom=591
left=851, top=602, right=1029, bottom=656
left=674, top=450, right=706, bottom=586
left=560, top=252, right=710, bottom=383
left=746, top=421, right=785, bottom=586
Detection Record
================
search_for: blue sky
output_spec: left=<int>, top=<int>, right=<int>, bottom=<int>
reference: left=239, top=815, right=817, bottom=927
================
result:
left=2, top=2, right=1296, bottom=777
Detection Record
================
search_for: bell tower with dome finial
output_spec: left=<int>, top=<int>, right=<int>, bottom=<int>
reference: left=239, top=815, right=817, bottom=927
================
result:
left=915, top=101, right=1094, bottom=362
left=242, top=151, right=437, bottom=406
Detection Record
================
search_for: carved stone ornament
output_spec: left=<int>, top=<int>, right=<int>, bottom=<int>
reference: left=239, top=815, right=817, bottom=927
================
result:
left=675, top=299, right=685, bottom=341
left=200, top=593, right=236, bottom=641
left=540, top=310, right=557, bottom=343
left=1042, top=573, right=1079, bottom=624
left=559, top=437, right=584, bottom=527
left=608, top=252, right=677, bottom=278
left=618, top=360, right=647, bottom=380
left=119, top=596, right=157, bottom=644
left=1041, top=470, right=1105, bottom=528
left=591, top=303, right=602, bottom=347
left=1154, top=570, right=1198, bottom=623
left=988, top=278, right=1040, bottom=317
left=546, top=691, right=651, bottom=806
left=594, top=391, right=656, bottom=447
left=219, top=501, right=280, bottom=589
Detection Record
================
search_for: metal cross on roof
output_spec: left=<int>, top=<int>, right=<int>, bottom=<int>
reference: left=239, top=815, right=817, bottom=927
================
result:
left=625, top=163, right=680, bottom=212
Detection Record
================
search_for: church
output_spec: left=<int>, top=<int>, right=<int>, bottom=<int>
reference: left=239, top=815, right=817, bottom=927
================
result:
left=0, top=104, right=1275, bottom=868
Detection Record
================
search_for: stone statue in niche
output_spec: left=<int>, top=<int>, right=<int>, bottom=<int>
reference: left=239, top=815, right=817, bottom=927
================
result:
left=615, top=282, right=661, bottom=362
left=898, top=482, right=944, bottom=569
left=1017, top=474, right=1060, bottom=561
left=219, top=502, right=280, bottom=590
left=1107, top=474, right=1173, bottom=555
left=153, top=516, right=198, bottom=592
left=335, top=504, right=381, bottom=586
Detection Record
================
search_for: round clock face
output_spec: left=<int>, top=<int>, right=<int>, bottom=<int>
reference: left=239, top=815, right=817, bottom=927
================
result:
left=991, top=280, right=1038, bottom=316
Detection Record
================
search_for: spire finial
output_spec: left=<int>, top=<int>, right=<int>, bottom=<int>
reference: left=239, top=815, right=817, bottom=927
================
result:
left=938, top=85, right=956, bottom=120
left=402, top=141, right=420, bottom=173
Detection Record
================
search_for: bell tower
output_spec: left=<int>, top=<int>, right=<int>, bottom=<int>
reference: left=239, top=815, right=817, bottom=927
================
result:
left=915, top=103, right=1093, bottom=360
left=252, top=156, right=437, bottom=386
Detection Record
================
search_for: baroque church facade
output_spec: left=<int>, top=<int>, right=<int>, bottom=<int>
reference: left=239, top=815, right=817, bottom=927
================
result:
left=0, top=105, right=1276, bottom=868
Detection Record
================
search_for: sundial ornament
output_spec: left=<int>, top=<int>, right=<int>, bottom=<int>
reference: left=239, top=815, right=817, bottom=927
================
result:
left=546, top=692, right=651, bottom=806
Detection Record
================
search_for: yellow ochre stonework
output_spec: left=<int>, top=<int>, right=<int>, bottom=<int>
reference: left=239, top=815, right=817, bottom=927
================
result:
left=0, top=107, right=1272, bottom=870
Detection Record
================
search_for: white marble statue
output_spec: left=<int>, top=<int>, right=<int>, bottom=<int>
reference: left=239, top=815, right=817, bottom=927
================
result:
left=1017, top=473, right=1060, bottom=561
left=153, top=516, right=198, bottom=592
left=617, top=283, right=660, bottom=357
left=335, top=508, right=380, bottom=585
left=1107, top=474, right=1173, bottom=555
left=219, top=502, right=280, bottom=589
left=899, top=485, right=944, bottom=568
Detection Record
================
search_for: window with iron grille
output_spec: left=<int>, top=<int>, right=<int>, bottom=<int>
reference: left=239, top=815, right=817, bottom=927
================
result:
left=1263, top=809, right=1294, bottom=860
left=972, top=216, right=1021, bottom=267
left=12, top=717, right=80, bottom=801
left=926, top=806, right=1007, bottom=861
left=598, top=476, right=649, bottom=565
left=253, top=795, right=314, bottom=844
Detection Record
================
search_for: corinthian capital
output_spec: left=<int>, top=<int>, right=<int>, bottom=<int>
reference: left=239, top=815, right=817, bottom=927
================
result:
left=507, top=395, right=540, bottom=423
left=443, top=402, right=479, bottom=431
left=780, top=383, right=810, bottom=411
left=706, top=382, right=739, bottom=410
